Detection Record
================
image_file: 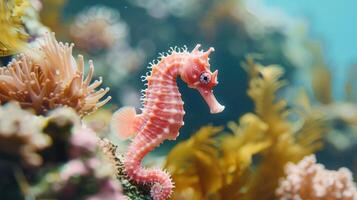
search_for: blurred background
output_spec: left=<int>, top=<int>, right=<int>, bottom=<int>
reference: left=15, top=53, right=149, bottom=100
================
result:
left=1, top=0, right=357, bottom=199
left=43, top=0, right=357, bottom=167
left=2, top=0, right=357, bottom=171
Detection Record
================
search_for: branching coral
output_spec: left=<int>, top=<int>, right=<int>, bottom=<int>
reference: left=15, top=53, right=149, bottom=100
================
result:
left=0, top=0, right=30, bottom=56
left=0, top=102, right=50, bottom=167
left=0, top=33, right=111, bottom=116
left=165, top=57, right=327, bottom=200
left=276, top=154, right=357, bottom=200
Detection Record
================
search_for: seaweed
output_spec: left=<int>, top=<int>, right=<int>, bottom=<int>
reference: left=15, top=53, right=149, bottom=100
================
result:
left=165, top=57, right=327, bottom=200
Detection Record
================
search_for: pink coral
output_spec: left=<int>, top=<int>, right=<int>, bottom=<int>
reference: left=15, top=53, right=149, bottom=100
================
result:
left=60, top=159, right=89, bottom=181
left=70, top=127, right=98, bottom=157
left=276, top=154, right=357, bottom=200
left=112, top=45, right=224, bottom=200
left=86, top=180, right=129, bottom=200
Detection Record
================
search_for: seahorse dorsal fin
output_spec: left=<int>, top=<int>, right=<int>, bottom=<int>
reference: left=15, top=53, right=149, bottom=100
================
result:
left=111, top=106, right=138, bottom=140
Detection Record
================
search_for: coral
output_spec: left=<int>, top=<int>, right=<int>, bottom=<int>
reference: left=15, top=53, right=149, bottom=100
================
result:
left=276, top=154, right=357, bottom=200
left=165, top=57, right=327, bottom=200
left=0, top=102, right=50, bottom=167
left=69, top=127, right=99, bottom=158
left=98, top=139, right=152, bottom=200
left=30, top=127, right=129, bottom=200
left=0, top=33, right=111, bottom=116
left=87, top=179, right=129, bottom=200
left=111, top=45, right=224, bottom=200
left=0, top=0, right=30, bottom=56
left=70, top=6, right=128, bottom=53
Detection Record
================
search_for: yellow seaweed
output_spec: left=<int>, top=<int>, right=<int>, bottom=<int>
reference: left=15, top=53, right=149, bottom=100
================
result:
left=165, top=57, right=327, bottom=200
left=0, top=0, right=30, bottom=56
left=165, top=126, right=223, bottom=200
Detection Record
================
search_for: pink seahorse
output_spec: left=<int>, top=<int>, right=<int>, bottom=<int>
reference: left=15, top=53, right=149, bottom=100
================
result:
left=112, top=44, right=224, bottom=200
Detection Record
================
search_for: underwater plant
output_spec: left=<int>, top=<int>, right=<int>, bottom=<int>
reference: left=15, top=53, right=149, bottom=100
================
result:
left=0, top=33, right=111, bottom=116
left=0, top=0, right=30, bottom=56
left=164, top=57, right=326, bottom=200
left=276, top=154, right=357, bottom=200
left=309, top=60, right=357, bottom=152
left=111, top=45, right=225, bottom=200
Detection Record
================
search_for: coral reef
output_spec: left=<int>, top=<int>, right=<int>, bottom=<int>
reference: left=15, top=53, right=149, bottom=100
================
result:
left=112, top=45, right=224, bottom=200
left=276, top=154, right=357, bottom=200
left=0, top=1, right=356, bottom=200
left=0, top=102, right=50, bottom=167
left=165, top=57, right=327, bottom=200
left=0, top=33, right=111, bottom=116
left=0, top=106, right=132, bottom=200
left=46, top=127, right=129, bottom=200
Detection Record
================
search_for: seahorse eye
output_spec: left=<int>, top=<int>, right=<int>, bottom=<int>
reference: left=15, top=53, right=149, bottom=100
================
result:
left=200, top=72, right=211, bottom=84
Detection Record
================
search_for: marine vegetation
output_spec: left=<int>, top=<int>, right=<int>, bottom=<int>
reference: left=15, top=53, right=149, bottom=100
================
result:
left=0, top=0, right=30, bottom=56
left=0, top=33, right=111, bottom=116
left=111, top=45, right=225, bottom=200
left=308, top=53, right=357, bottom=152
left=276, top=154, right=357, bottom=200
left=164, top=57, right=329, bottom=200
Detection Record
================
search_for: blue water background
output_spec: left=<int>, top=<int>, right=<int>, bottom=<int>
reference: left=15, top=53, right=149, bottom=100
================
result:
left=265, top=0, right=357, bottom=101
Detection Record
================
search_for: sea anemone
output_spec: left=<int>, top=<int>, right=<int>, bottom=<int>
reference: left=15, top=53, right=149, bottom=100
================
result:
left=276, top=154, right=357, bottom=200
left=0, top=33, right=111, bottom=116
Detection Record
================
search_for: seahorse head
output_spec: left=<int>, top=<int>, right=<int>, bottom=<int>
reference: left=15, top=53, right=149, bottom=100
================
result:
left=180, top=44, right=225, bottom=113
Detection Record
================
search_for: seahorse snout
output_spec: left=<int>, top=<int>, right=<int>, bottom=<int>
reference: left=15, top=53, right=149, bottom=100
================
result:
left=197, top=88, right=225, bottom=114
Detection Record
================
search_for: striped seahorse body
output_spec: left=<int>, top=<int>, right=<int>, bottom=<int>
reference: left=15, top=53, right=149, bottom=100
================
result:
left=112, top=45, right=224, bottom=200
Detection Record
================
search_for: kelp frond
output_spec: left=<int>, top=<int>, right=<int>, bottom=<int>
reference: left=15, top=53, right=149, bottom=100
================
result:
left=0, top=0, right=30, bottom=56
left=243, top=58, right=326, bottom=200
left=165, top=57, right=327, bottom=200
left=165, top=126, right=223, bottom=200
left=218, top=114, right=271, bottom=199
left=242, top=55, right=290, bottom=138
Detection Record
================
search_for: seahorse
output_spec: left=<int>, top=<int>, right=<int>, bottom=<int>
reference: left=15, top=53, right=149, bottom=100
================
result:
left=111, top=44, right=224, bottom=200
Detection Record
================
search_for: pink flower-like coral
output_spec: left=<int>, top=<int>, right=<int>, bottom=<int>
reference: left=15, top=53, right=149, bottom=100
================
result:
left=276, top=154, right=357, bottom=200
